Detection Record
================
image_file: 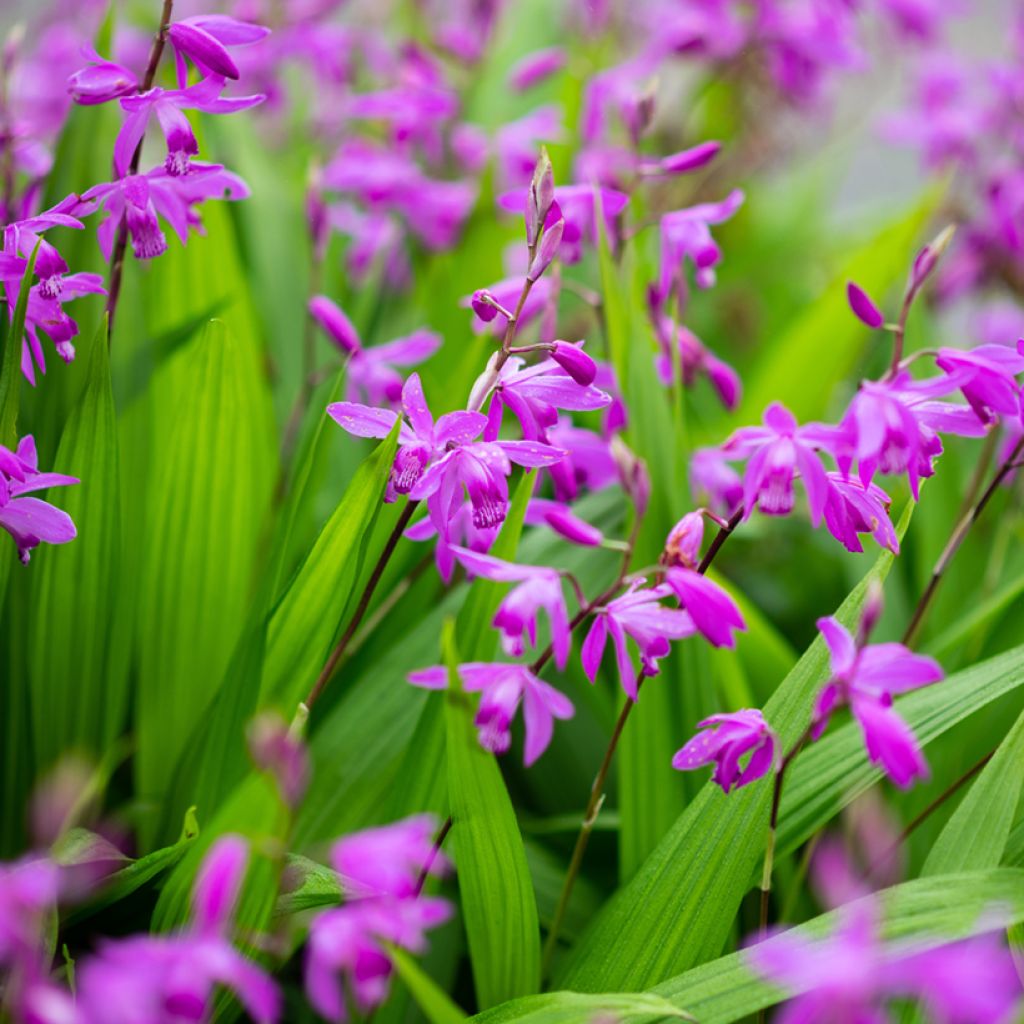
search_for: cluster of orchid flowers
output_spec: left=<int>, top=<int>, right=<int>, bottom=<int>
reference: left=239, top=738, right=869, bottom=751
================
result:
left=0, top=791, right=453, bottom=1024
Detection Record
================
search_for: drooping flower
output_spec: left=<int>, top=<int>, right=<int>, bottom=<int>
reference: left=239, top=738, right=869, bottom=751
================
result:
left=822, top=473, right=899, bottom=555
left=721, top=403, right=838, bottom=525
left=581, top=580, right=696, bottom=700
left=0, top=435, right=78, bottom=564
left=934, top=342, right=1024, bottom=425
left=748, top=901, right=1021, bottom=1024
left=409, top=662, right=573, bottom=765
left=76, top=837, right=281, bottom=1024
left=672, top=710, right=778, bottom=792
left=450, top=545, right=573, bottom=668
left=813, top=614, right=943, bottom=788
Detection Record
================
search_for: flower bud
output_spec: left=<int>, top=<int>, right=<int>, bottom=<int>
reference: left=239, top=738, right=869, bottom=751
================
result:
left=309, top=295, right=361, bottom=355
left=526, top=149, right=555, bottom=246
left=659, top=140, right=721, bottom=176
left=550, top=340, right=597, bottom=385
left=663, top=511, right=704, bottom=569
left=167, top=20, right=241, bottom=79
left=908, top=224, right=956, bottom=296
left=611, top=436, right=650, bottom=516
left=471, top=289, right=501, bottom=322
left=67, top=53, right=138, bottom=106
left=540, top=502, right=603, bottom=546
left=247, top=711, right=310, bottom=809
left=846, top=281, right=884, bottom=329
left=527, top=217, right=564, bottom=282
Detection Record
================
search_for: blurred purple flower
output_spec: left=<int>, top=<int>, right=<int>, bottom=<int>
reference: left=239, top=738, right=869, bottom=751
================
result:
left=672, top=710, right=778, bottom=792
left=652, top=318, right=741, bottom=409
left=67, top=47, right=138, bottom=105
left=822, top=473, right=899, bottom=555
left=934, top=343, right=1024, bottom=425
left=168, top=15, right=270, bottom=84
left=690, top=447, right=743, bottom=515
left=409, top=662, right=574, bottom=765
left=247, top=712, right=310, bottom=808
left=496, top=107, right=565, bottom=189
left=524, top=497, right=604, bottom=547
left=405, top=501, right=500, bottom=584
left=846, top=280, right=885, bottom=329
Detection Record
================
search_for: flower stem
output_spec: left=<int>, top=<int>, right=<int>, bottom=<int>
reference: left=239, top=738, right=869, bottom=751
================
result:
left=902, top=432, right=1024, bottom=647
left=414, top=815, right=453, bottom=898
left=540, top=506, right=743, bottom=982
left=105, top=0, right=176, bottom=339
left=305, top=500, right=419, bottom=709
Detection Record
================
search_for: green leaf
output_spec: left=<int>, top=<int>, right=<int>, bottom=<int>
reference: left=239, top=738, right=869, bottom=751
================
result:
left=921, top=705, right=1024, bottom=875
left=777, top=642, right=1024, bottom=863
left=275, top=855, right=342, bottom=918
left=134, top=320, right=275, bottom=836
left=444, top=619, right=541, bottom=1008
left=389, top=946, right=469, bottom=1024
left=30, top=317, right=131, bottom=771
left=471, top=992, right=693, bottom=1024
left=261, top=422, right=402, bottom=706
left=477, top=870, right=1024, bottom=1024
left=558, top=507, right=910, bottom=991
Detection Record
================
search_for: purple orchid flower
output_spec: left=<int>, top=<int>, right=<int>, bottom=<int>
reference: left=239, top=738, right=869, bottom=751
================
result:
left=581, top=580, right=697, bottom=700
left=722, top=402, right=838, bottom=525
left=167, top=15, right=270, bottom=85
left=838, top=371, right=988, bottom=499
left=309, top=295, right=440, bottom=405
left=83, top=163, right=250, bottom=261
left=545, top=416, right=620, bottom=502
left=934, top=342, right=1024, bottom=425
left=450, top=545, right=573, bottom=668
left=332, top=815, right=447, bottom=900
left=306, top=897, right=451, bottom=1023
left=823, top=473, right=899, bottom=555
left=482, top=349, right=612, bottom=443
left=507, top=48, right=567, bottom=92
left=652, top=318, right=741, bottom=409
left=813, top=614, right=943, bottom=788
left=672, top=709, right=779, bottom=792
left=524, top=497, right=604, bottom=548
left=0, top=856, right=59, bottom=969
left=67, top=47, right=138, bottom=105
left=0, top=435, right=78, bottom=564
left=76, top=837, right=280, bottom=1024
left=115, top=76, right=265, bottom=178
left=665, top=566, right=746, bottom=649
left=748, top=901, right=1021, bottom=1024
left=653, top=189, right=744, bottom=310
left=409, top=662, right=574, bottom=766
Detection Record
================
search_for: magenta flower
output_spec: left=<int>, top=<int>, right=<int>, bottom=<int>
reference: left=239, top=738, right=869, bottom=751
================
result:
left=749, top=902, right=1021, bottom=1024
left=672, top=710, right=778, bottom=792
left=0, top=435, right=78, bottom=564
left=507, top=48, right=567, bottom=92
left=466, top=274, right=556, bottom=337
left=0, top=856, right=59, bottom=969
left=67, top=47, right=138, bottom=105
left=653, top=189, right=744, bottom=309
left=115, top=76, right=265, bottom=178
left=409, top=662, right=573, bottom=765
left=482, top=350, right=612, bottom=443
left=653, top=319, right=741, bottom=409
left=838, top=371, right=987, bottom=498
left=246, top=712, right=310, bottom=809
left=662, top=510, right=705, bottom=570
left=306, top=898, right=451, bottom=1023
left=813, top=615, right=943, bottom=788
left=309, top=295, right=440, bottom=406
left=524, top=497, right=604, bottom=548
left=450, top=545, right=573, bottom=668
left=644, top=140, right=722, bottom=177
left=83, top=163, right=250, bottom=261
left=823, top=473, right=899, bottom=555
left=690, top=447, right=743, bottom=515
left=581, top=580, right=696, bottom=700
left=332, top=816, right=447, bottom=900
left=77, top=837, right=280, bottom=1024
left=665, top=566, right=745, bottom=648
left=329, top=371, right=484, bottom=496
left=934, top=343, right=1024, bottom=425
left=167, top=15, right=270, bottom=84
left=545, top=418, right=620, bottom=502
left=722, top=403, right=838, bottom=524
left=495, top=106, right=565, bottom=190
left=405, top=501, right=499, bottom=584
left=846, top=280, right=885, bottom=329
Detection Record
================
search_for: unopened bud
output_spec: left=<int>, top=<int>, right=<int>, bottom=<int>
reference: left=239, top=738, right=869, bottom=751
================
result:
left=309, top=295, right=361, bottom=355
left=662, top=511, right=705, bottom=570
left=527, top=217, right=564, bottom=282
left=909, top=224, right=956, bottom=296
left=611, top=436, right=650, bottom=516
left=526, top=148, right=555, bottom=246
left=846, top=281, right=884, bottom=329
left=550, top=340, right=596, bottom=385
left=471, top=289, right=501, bottom=322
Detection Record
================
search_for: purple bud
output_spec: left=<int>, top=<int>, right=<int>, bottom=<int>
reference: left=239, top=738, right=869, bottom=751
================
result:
left=542, top=503, right=603, bottom=546
left=507, top=47, right=566, bottom=92
left=167, top=21, right=240, bottom=80
left=909, top=224, right=956, bottom=296
left=527, top=217, right=564, bottom=282
left=550, top=341, right=597, bottom=386
left=659, top=140, right=722, bottom=175
left=663, top=511, right=704, bottom=569
left=67, top=53, right=138, bottom=106
left=527, top=150, right=555, bottom=245
left=846, top=281, right=885, bottom=329
left=471, top=289, right=501, bottom=323
left=309, top=295, right=361, bottom=355
left=611, top=437, right=650, bottom=516
left=247, top=711, right=309, bottom=809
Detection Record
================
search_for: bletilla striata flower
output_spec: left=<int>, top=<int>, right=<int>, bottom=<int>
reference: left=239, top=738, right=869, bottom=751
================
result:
left=409, top=662, right=574, bottom=765
left=672, top=710, right=778, bottom=792
left=813, top=613, right=943, bottom=787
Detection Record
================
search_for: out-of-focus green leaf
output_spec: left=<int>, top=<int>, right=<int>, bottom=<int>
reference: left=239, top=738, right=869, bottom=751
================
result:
left=134, top=320, right=275, bottom=837
left=30, top=318, right=130, bottom=771
left=733, top=193, right=937, bottom=427
left=389, top=947, right=469, bottom=1024
left=469, top=992, right=694, bottom=1023
left=444, top=618, right=541, bottom=1008
left=777, top=642, right=1024, bottom=862
left=921, top=705, right=1024, bottom=875
left=274, top=854, right=342, bottom=918
left=558, top=506, right=910, bottom=991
